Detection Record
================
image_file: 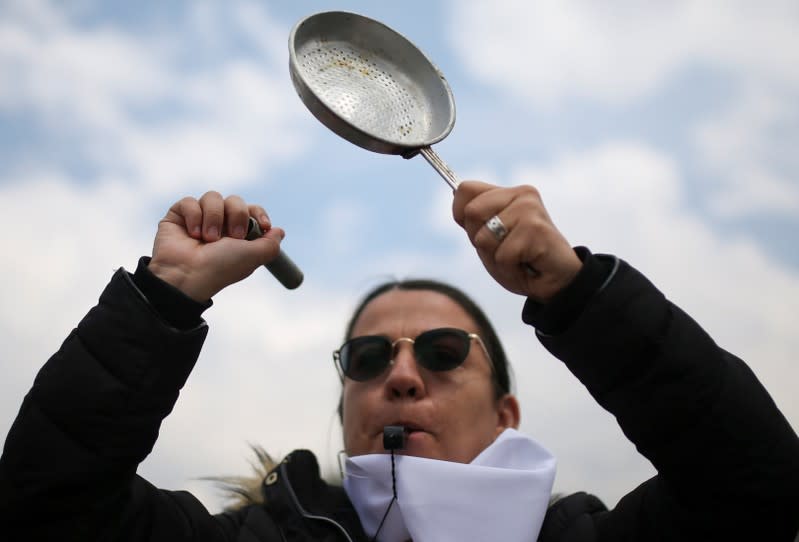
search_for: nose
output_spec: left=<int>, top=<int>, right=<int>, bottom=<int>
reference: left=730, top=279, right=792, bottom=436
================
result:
left=384, top=341, right=426, bottom=400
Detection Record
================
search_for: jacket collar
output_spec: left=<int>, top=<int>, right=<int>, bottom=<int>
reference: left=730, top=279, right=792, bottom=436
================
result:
left=261, top=449, right=369, bottom=541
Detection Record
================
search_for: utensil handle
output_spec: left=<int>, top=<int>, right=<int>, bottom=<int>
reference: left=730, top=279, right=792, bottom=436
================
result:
left=419, top=147, right=460, bottom=190
left=247, top=217, right=304, bottom=290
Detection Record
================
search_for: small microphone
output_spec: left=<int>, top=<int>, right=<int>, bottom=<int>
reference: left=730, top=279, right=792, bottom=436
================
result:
left=383, top=425, right=406, bottom=451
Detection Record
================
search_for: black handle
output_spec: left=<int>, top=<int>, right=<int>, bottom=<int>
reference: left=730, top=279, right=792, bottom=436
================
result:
left=246, top=217, right=304, bottom=290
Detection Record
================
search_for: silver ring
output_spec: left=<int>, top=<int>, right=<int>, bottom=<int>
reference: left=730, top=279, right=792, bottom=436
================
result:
left=485, top=215, right=508, bottom=242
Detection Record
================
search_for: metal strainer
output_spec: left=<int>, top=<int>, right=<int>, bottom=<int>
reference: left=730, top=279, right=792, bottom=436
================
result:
left=289, top=11, right=461, bottom=189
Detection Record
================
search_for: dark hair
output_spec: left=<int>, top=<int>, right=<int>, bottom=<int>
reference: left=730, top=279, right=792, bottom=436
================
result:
left=337, top=279, right=512, bottom=419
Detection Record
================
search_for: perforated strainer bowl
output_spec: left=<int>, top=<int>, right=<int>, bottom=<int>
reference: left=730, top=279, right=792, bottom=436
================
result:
left=289, top=11, right=461, bottom=189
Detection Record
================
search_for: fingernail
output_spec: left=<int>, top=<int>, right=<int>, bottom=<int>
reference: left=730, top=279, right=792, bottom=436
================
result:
left=261, top=215, right=270, bottom=226
left=208, top=226, right=219, bottom=239
left=234, top=225, right=245, bottom=238
left=192, top=225, right=201, bottom=236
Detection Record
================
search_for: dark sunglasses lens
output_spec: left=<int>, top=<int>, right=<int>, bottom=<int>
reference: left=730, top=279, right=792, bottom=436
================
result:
left=415, top=329, right=470, bottom=371
left=341, top=336, right=392, bottom=381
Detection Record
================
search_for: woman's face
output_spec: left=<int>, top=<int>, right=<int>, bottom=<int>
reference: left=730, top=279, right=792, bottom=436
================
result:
left=341, top=289, right=519, bottom=463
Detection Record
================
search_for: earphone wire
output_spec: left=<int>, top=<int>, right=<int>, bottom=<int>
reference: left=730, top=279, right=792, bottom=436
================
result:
left=370, top=449, right=397, bottom=542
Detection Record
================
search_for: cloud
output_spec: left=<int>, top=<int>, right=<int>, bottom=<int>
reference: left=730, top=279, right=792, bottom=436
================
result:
left=0, top=0, right=310, bottom=197
left=317, top=198, right=372, bottom=257
left=693, top=84, right=799, bottom=217
left=446, top=0, right=799, bottom=221
left=0, top=1, right=169, bottom=130
left=448, top=0, right=799, bottom=107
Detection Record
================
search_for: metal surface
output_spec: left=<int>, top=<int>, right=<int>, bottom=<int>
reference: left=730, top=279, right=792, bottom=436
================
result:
left=485, top=215, right=509, bottom=242
left=420, top=147, right=460, bottom=189
left=289, top=11, right=455, bottom=156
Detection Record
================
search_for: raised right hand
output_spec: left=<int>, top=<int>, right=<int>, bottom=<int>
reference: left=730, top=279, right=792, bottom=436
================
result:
left=453, top=181, right=582, bottom=303
left=148, top=191, right=284, bottom=301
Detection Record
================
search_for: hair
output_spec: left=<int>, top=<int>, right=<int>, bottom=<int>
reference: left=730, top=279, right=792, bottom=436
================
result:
left=338, top=278, right=513, bottom=420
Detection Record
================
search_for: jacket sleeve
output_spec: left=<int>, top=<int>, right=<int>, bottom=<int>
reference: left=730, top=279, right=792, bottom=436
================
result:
left=526, top=252, right=799, bottom=541
left=0, top=267, right=237, bottom=541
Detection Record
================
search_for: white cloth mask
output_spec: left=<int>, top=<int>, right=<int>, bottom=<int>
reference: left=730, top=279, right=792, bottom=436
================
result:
left=343, top=428, right=557, bottom=542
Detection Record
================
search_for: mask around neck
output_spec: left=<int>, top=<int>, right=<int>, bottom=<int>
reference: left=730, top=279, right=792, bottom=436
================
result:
left=343, top=428, right=557, bottom=542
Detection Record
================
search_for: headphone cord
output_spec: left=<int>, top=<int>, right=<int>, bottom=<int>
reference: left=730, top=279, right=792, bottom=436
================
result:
left=370, top=450, right=397, bottom=542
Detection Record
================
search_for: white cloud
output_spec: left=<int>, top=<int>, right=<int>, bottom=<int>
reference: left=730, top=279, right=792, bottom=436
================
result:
left=694, top=84, right=799, bottom=217
left=228, top=0, right=288, bottom=67
left=316, top=198, right=371, bottom=257
left=0, top=1, right=168, bottom=128
left=448, top=0, right=799, bottom=107
left=0, top=0, right=310, bottom=198
left=447, top=0, right=799, bottom=220
left=0, top=175, right=148, bottom=334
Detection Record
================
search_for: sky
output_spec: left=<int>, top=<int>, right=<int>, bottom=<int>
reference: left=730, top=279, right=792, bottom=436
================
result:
left=1, top=0, right=797, bottom=513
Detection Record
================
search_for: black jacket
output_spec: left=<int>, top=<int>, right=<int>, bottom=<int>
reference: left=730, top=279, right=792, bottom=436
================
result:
left=2, top=250, right=798, bottom=541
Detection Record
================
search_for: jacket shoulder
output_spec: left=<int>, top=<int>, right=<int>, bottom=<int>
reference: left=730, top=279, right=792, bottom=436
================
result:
left=538, top=492, right=607, bottom=542
left=218, top=449, right=367, bottom=541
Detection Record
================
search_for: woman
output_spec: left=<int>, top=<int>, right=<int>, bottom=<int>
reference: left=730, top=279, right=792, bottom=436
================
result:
left=1, top=182, right=797, bottom=541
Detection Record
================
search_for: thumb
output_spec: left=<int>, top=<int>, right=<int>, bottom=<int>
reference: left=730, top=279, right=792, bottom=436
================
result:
left=247, top=226, right=285, bottom=266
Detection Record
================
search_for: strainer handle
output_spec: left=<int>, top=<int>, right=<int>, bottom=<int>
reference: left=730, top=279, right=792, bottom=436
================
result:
left=419, top=147, right=460, bottom=190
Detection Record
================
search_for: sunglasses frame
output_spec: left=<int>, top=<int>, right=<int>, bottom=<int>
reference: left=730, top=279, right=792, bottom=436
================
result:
left=333, top=327, right=494, bottom=382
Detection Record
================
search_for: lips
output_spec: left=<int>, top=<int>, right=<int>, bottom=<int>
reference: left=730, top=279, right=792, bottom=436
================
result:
left=382, top=421, right=426, bottom=436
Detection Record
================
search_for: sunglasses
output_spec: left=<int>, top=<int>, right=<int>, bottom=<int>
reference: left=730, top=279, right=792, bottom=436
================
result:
left=333, top=327, right=493, bottom=382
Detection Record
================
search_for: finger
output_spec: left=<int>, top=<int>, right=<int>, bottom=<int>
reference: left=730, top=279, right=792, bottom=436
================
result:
left=245, top=226, right=285, bottom=266
left=492, top=227, right=570, bottom=300
left=199, top=191, right=225, bottom=242
left=462, top=185, right=535, bottom=239
left=223, top=195, right=249, bottom=239
left=248, top=204, right=271, bottom=231
left=492, top=202, right=578, bottom=282
left=468, top=185, right=545, bottom=241
left=165, top=197, right=203, bottom=238
left=472, top=212, right=510, bottom=253
left=462, top=188, right=517, bottom=242
left=493, top=226, right=545, bottom=271
left=452, top=180, right=497, bottom=228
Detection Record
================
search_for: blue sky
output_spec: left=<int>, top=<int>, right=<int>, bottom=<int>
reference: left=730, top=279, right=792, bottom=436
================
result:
left=2, top=0, right=797, bottom=512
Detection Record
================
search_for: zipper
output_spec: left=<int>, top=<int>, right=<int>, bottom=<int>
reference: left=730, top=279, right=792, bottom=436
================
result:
left=280, top=461, right=356, bottom=542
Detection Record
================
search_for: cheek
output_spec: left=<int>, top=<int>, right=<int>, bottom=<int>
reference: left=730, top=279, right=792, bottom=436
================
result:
left=439, top=381, right=499, bottom=438
left=341, top=384, right=368, bottom=450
